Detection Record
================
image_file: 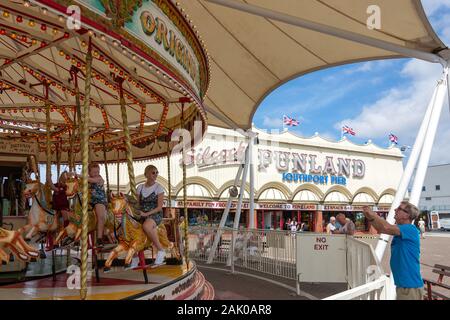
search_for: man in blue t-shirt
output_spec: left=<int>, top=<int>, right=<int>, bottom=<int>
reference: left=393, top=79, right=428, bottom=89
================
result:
left=363, top=201, right=423, bottom=300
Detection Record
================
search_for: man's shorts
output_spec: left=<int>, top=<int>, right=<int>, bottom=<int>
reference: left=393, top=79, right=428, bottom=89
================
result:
left=396, top=287, right=424, bottom=300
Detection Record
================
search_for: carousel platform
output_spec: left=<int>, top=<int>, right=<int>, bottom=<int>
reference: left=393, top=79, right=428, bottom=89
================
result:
left=0, top=250, right=213, bottom=300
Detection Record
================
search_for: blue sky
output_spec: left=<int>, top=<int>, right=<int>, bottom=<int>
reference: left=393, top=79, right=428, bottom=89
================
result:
left=253, top=0, right=450, bottom=165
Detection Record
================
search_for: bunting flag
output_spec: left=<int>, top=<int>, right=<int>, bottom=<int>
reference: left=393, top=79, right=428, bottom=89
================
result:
left=342, top=125, right=356, bottom=136
left=283, top=115, right=300, bottom=126
left=389, top=133, right=398, bottom=144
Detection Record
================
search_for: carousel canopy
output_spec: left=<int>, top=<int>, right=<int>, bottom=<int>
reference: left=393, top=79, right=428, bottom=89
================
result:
left=0, top=0, right=209, bottom=163
left=0, top=0, right=448, bottom=163
left=181, top=0, right=448, bottom=129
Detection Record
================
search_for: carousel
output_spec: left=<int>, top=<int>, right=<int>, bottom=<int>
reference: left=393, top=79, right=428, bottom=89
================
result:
left=0, top=0, right=213, bottom=300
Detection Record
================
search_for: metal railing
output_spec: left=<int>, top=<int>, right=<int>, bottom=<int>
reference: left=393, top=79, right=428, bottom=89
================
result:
left=346, top=237, right=383, bottom=289
left=188, top=226, right=297, bottom=279
left=188, top=226, right=386, bottom=299
left=323, top=275, right=392, bottom=300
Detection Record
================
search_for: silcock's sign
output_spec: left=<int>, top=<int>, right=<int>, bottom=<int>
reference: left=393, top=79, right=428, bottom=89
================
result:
left=258, top=149, right=366, bottom=186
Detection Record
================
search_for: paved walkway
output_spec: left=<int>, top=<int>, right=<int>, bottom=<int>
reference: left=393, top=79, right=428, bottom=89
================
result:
left=196, top=263, right=347, bottom=300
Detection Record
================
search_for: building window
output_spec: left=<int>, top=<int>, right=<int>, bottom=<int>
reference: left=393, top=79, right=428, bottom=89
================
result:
left=425, top=197, right=432, bottom=201
left=422, top=186, right=426, bottom=192
left=436, top=185, right=440, bottom=191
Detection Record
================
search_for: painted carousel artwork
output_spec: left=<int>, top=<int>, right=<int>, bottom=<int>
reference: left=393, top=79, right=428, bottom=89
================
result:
left=0, top=0, right=213, bottom=300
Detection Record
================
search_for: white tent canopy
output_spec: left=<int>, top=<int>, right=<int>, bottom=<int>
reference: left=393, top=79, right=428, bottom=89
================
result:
left=181, top=0, right=448, bottom=129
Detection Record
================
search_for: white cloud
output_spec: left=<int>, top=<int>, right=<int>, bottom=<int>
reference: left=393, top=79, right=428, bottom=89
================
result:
left=421, top=0, right=450, bottom=16
left=262, top=115, right=283, bottom=128
left=335, top=61, right=449, bottom=164
left=334, top=1, right=450, bottom=165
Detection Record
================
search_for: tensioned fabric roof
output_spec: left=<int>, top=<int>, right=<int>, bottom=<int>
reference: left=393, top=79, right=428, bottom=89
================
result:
left=181, top=0, right=448, bottom=129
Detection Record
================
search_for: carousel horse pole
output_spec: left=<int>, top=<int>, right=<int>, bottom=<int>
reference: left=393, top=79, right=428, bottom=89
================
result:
left=79, top=36, right=93, bottom=300
left=180, top=98, right=190, bottom=270
left=102, top=135, right=111, bottom=201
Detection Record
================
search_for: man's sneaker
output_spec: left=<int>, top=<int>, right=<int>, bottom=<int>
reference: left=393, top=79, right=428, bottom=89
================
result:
left=103, top=266, right=112, bottom=273
left=124, top=256, right=140, bottom=271
left=153, top=250, right=166, bottom=266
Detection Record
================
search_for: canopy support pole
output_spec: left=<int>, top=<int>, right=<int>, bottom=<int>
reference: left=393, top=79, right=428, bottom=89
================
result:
left=80, top=37, right=93, bottom=301
left=374, top=67, right=449, bottom=264
left=248, top=130, right=257, bottom=229
left=410, top=67, right=449, bottom=205
left=227, top=146, right=250, bottom=266
left=206, top=0, right=446, bottom=65
left=206, top=155, right=245, bottom=264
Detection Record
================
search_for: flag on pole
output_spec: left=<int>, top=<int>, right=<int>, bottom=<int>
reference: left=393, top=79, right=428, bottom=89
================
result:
left=283, top=115, right=300, bottom=127
left=342, top=125, right=356, bottom=136
left=389, top=133, right=398, bottom=144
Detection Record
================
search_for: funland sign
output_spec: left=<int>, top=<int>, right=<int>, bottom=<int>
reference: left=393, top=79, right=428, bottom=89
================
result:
left=179, top=140, right=366, bottom=186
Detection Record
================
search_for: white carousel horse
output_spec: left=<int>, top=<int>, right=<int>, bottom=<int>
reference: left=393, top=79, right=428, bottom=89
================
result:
left=19, top=180, right=59, bottom=240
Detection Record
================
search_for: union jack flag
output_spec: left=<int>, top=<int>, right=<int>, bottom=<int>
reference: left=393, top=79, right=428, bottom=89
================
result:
left=389, top=133, right=398, bottom=144
left=342, top=125, right=356, bottom=136
left=283, top=115, right=299, bottom=126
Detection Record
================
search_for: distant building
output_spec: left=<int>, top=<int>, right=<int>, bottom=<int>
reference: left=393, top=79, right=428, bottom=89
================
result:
left=418, top=164, right=450, bottom=213
left=418, top=164, right=450, bottom=229
left=106, top=125, right=404, bottom=233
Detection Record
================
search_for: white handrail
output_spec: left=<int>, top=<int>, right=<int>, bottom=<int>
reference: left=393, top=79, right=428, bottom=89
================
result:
left=323, top=275, right=391, bottom=300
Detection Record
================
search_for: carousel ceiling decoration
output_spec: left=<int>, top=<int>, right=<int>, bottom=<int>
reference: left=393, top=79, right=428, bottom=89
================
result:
left=0, top=0, right=209, bottom=162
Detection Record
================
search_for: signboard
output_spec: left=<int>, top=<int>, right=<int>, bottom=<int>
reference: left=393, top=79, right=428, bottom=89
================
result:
left=77, top=0, right=203, bottom=98
left=0, top=138, right=38, bottom=155
left=163, top=200, right=317, bottom=211
left=296, top=234, right=347, bottom=283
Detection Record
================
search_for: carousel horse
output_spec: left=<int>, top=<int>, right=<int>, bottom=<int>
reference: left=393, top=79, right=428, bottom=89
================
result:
left=55, top=177, right=115, bottom=245
left=104, top=192, right=173, bottom=271
left=19, top=180, right=59, bottom=240
left=0, top=227, right=39, bottom=263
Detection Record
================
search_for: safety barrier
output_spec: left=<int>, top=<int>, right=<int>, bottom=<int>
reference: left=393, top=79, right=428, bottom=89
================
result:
left=346, top=237, right=382, bottom=289
left=323, top=275, right=392, bottom=300
left=188, top=227, right=384, bottom=298
left=188, top=226, right=297, bottom=280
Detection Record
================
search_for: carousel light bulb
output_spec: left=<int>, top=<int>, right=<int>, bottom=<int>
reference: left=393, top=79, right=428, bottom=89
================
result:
left=100, top=35, right=106, bottom=41
left=42, top=8, right=48, bottom=15
left=52, top=28, right=58, bottom=35
left=16, top=16, right=23, bottom=23
left=88, top=29, right=94, bottom=36
left=112, top=40, right=118, bottom=46
left=132, top=54, right=136, bottom=60
left=58, top=15, right=64, bottom=22
left=81, top=40, right=87, bottom=47
left=24, top=1, right=30, bottom=7
left=28, top=20, right=35, bottom=27
left=3, top=11, right=10, bottom=18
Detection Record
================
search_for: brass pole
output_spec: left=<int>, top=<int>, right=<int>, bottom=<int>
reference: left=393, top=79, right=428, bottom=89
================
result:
left=116, top=77, right=137, bottom=202
left=102, top=134, right=110, bottom=200
left=56, top=141, right=61, bottom=179
left=44, top=84, right=52, bottom=204
left=181, top=103, right=189, bottom=270
left=117, top=149, right=120, bottom=194
left=80, top=38, right=93, bottom=300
